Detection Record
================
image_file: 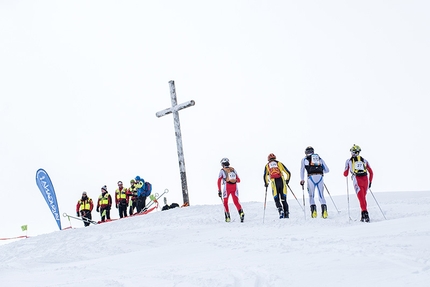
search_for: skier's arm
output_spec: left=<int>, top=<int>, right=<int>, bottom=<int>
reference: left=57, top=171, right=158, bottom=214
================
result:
left=366, top=161, right=374, bottom=183
left=263, top=166, right=269, bottom=186
left=279, top=162, right=291, bottom=182
left=321, top=158, right=330, bottom=174
left=300, top=158, right=306, bottom=181
left=343, top=159, right=350, bottom=177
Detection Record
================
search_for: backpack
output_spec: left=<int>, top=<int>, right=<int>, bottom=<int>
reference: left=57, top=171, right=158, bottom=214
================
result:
left=267, top=161, right=281, bottom=179
left=143, top=181, right=152, bottom=197
left=223, top=167, right=237, bottom=183
left=306, top=154, right=324, bottom=174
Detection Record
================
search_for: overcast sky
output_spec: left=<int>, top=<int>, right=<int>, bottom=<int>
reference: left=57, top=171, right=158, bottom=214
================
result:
left=1, top=1, right=429, bottom=236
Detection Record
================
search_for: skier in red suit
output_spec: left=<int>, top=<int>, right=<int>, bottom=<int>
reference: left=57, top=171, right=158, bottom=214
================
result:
left=217, top=158, right=244, bottom=223
left=344, top=144, right=374, bottom=222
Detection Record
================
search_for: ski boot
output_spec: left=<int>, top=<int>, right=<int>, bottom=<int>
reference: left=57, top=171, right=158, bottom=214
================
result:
left=361, top=210, right=370, bottom=222
left=284, top=203, right=289, bottom=219
left=278, top=208, right=284, bottom=219
left=310, top=204, right=317, bottom=218
left=239, top=209, right=245, bottom=223
left=225, top=212, right=231, bottom=222
left=321, top=204, right=328, bottom=219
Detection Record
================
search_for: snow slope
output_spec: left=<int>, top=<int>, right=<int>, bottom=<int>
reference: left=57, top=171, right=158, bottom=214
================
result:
left=1, top=191, right=429, bottom=287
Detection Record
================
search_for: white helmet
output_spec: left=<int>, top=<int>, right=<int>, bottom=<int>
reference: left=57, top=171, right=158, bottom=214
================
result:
left=220, top=158, right=230, bottom=167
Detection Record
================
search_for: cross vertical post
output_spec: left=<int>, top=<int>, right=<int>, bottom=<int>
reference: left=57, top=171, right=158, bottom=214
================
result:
left=156, top=80, right=195, bottom=206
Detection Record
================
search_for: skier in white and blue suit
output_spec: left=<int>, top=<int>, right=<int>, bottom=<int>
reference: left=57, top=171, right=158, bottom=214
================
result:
left=299, top=146, right=330, bottom=219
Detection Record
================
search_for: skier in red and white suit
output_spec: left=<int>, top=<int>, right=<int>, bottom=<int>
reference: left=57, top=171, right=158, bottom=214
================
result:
left=343, top=144, right=374, bottom=222
left=217, top=158, right=244, bottom=222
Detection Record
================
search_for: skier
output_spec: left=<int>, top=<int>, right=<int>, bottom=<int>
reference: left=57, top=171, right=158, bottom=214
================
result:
left=76, top=191, right=94, bottom=227
left=263, top=153, right=291, bottom=219
left=115, top=181, right=128, bottom=218
left=343, top=144, right=374, bottom=222
left=135, top=176, right=147, bottom=213
left=217, top=158, right=245, bottom=222
left=127, top=179, right=138, bottom=216
left=300, top=146, right=330, bottom=218
left=96, top=185, right=112, bottom=222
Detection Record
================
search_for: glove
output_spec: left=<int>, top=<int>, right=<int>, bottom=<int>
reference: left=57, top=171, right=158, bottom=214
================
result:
left=116, top=204, right=118, bottom=209
left=218, top=190, right=222, bottom=198
left=300, top=180, right=305, bottom=186
left=77, top=212, right=80, bottom=217
left=264, top=183, right=269, bottom=188
left=96, top=207, right=99, bottom=212
left=285, top=179, right=290, bottom=186
left=369, top=182, right=372, bottom=188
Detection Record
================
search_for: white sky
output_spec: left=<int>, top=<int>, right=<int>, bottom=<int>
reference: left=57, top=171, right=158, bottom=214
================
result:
left=1, top=1, right=429, bottom=236
left=1, top=191, right=429, bottom=286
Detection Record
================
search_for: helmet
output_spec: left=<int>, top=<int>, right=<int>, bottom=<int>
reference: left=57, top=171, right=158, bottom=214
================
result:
left=305, top=146, right=314, bottom=155
left=117, top=181, right=123, bottom=185
left=350, top=144, right=361, bottom=154
left=135, top=176, right=141, bottom=182
left=268, top=153, right=276, bottom=161
left=82, top=191, right=87, bottom=196
left=130, top=179, right=136, bottom=184
left=220, top=158, right=230, bottom=167
left=101, top=185, right=107, bottom=191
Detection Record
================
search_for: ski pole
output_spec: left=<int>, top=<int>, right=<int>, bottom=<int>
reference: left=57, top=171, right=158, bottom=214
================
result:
left=301, top=184, right=306, bottom=220
left=323, top=183, right=340, bottom=213
left=369, top=188, right=387, bottom=220
left=346, top=177, right=352, bottom=221
left=219, top=196, right=229, bottom=221
left=287, top=184, right=305, bottom=212
left=263, top=185, right=268, bottom=224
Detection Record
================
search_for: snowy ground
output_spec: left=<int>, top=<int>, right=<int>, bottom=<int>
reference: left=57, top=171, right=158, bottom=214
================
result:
left=1, top=191, right=429, bottom=287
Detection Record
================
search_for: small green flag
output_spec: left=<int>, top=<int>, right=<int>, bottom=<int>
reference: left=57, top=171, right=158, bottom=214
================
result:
left=21, top=225, right=28, bottom=231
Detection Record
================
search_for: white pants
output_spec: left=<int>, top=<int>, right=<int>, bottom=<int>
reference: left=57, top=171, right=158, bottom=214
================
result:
left=307, top=174, right=326, bottom=205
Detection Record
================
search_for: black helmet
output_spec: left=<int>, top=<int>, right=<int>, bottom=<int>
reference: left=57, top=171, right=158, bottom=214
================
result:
left=305, top=146, right=314, bottom=155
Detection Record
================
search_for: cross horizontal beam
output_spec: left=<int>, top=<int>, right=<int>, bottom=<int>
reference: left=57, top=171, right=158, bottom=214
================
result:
left=156, top=100, right=195, bottom=118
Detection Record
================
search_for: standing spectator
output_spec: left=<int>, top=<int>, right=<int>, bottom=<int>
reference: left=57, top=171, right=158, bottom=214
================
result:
left=343, top=144, right=374, bottom=222
left=97, top=185, right=112, bottom=222
left=127, top=179, right=138, bottom=216
left=263, top=153, right=291, bottom=219
left=300, top=146, right=330, bottom=219
left=76, top=191, right=94, bottom=227
left=115, top=181, right=128, bottom=218
left=217, top=158, right=244, bottom=223
left=135, top=176, right=147, bottom=213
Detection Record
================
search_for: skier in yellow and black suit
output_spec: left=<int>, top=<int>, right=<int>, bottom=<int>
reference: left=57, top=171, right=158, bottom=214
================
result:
left=264, top=153, right=291, bottom=219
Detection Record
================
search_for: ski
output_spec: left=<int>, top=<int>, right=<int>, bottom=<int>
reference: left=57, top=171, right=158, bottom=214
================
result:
left=135, top=189, right=170, bottom=215
left=63, top=213, right=98, bottom=225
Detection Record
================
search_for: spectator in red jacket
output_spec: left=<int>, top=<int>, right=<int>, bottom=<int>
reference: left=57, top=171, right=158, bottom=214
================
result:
left=97, top=185, right=112, bottom=222
left=76, top=191, right=94, bottom=227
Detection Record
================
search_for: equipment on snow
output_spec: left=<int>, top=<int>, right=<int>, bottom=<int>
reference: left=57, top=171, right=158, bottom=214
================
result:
left=63, top=213, right=98, bottom=225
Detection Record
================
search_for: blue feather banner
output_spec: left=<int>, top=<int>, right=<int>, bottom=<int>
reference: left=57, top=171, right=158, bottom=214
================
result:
left=35, top=168, right=62, bottom=230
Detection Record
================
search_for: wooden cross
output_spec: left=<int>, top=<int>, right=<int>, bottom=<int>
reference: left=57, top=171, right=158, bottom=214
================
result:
left=156, top=80, right=195, bottom=206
